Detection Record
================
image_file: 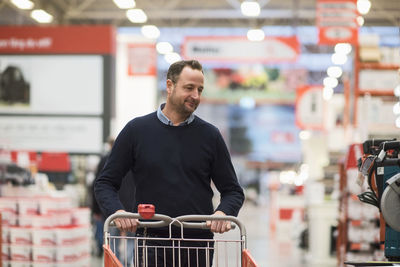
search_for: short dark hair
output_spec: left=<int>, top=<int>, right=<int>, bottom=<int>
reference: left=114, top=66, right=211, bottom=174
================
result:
left=166, top=60, right=203, bottom=84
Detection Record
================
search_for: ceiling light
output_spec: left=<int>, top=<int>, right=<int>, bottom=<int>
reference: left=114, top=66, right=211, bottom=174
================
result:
left=299, top=130, right=311, bottom=140
left=357, top=0, right=371, bottom=15
left=164, top=52, right=181, bottom=64
left=31, top=9, right=53, bottom=23
left=393, top=102, right=400, bottom=115
left=113, top=0, right=135, bottom=9
left=247, top=28, right=265, bottom=42
left=11, top=0, right=34, bottom=9
left=141, top=25, right=160, bottom=39
left=357, top=16, right=365, bottom=26
left=323, top=87, right=334, bottom=100
left=241, top=1, right=261, bottom=17
left=323, top=77, right=338, bottom=88
left=331, top=53, right=348, bottom=65
left=327, top=66, right=343, bottom=78
left=156, top=42, right=173, bottom=54
left=239, top=97, right=256, bottom=109
left=126, top=9, right=147, bottom=23
left=334, top=43, right=352, bottom=55
left=394, top=85, right=400, bottom=97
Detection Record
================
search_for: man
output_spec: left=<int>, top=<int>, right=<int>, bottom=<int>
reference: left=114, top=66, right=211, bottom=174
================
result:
left=94, top=59, right=244, bottom=266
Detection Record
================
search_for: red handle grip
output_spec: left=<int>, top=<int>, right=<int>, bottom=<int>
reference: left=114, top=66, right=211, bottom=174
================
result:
left=138, top=204, right=155, bottom=219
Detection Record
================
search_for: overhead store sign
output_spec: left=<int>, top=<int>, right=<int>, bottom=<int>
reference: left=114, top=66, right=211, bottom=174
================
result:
left=0, top=25, right=115, bottom=54
left=317, top=0, right=358, bottom=45
left=182, top=36, right=299, bottom=63
left=295, top=86, right=325, bottom=130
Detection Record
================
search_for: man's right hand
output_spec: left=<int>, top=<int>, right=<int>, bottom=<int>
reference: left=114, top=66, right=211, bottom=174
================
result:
left=114, top=210, right=139, bottom=232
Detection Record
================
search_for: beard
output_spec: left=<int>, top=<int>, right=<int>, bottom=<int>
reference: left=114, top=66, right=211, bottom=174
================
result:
left=169, top=90, right=199, bottom=116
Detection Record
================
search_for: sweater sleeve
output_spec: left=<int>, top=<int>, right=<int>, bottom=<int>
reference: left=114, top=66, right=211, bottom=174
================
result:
left=211, top=131, right=245, bottom=216
left=94, top=122, right=134, bottom=218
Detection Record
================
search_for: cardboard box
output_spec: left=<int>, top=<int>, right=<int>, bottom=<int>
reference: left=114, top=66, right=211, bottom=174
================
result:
left=0, top=209, right=18, bottom=226
left=2, top=243, right=9, bottom=260
left=0, top=197, right=18, bottom=213
left=32, top=245, right=55, bottom=263
left=359, top=69, right=400, bottom=91
left=18, top=197, right=39, bottom=215
left=9, top=244, right=31, bottom=261
left=32, top=227, right=56, bottom=246
left=31, top=214, right=55, bottom=228
left=10, top=226, right=32, bottom=245
left=39, top=197, right=72, bottom=215
left=2, top=226, right=10, bottom=243
left=71, top=208, right=90, bottom=226
left=8, top=261, right=31, bottom=267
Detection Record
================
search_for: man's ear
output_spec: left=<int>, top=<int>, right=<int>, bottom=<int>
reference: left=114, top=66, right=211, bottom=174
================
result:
left=166, top=79, right=173, bottom=94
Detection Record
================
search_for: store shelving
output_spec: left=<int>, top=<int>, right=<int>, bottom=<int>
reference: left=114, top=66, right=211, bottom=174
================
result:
left=352, top=44, right=400, bottom=132
left=337, top=144, right=383, bottom=267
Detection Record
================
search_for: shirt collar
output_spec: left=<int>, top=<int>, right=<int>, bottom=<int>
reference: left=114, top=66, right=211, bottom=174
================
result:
left=157, top=103, right=195, bottom=126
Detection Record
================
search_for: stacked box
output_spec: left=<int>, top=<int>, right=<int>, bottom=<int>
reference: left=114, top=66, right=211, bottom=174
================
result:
left=0, top=195, right=92, bottom=266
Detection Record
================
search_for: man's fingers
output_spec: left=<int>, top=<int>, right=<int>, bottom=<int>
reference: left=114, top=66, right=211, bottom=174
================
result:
left=114, top=218, right=138, bottom=232
left=208, top=220, right=231, bottom=234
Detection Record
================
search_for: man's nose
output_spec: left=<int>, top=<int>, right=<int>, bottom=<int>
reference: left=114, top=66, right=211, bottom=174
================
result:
left=191, top=89, right=200, bottom=99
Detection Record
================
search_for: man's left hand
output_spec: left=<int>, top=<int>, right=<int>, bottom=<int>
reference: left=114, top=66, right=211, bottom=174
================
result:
left=206, top=210, right=231, bottom=234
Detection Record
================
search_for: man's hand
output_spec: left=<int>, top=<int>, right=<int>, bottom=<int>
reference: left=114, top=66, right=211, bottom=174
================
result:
left=114, top=210, right=139, bottom=232
left=206, top=210, right=231, bottom=234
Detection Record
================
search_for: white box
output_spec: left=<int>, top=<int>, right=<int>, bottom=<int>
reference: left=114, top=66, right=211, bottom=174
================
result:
left=18, top=197, right=39, bottom=215
left=0, top=209, right=18, bottom=226
left=2, top=226, right=10, bottom=243
left=54, top=227, right=75, bottom=245
left=9, top=244, right=31, bottom=261
left=32, top=245, right=55, bottom=263
left=76, top=242, right=90, bottom=259
left=359, top=34, right=380, bottom=46
left=32, top=262, right=55, bottom=267
left=32, top=228, right=56, bottom=246
left=0, top=197, right=18, bottom=213
left=2, top=243, right=9, bottom=260
left=77, top=255, right=91, bottom=267
left=52, top=211, right=72, bottom=227
left=71, top=208, right=90, bottom=226
left=359, top=69, right=400, bottom=91
left=55, top=245, right=79, bottom=263
left=39, top=197, right=72, bottom=215
left=10, top=226, right=32, bottom=245
left=8, top=260, right=31, bottom=267
left=31, top=214, right=54, bottom=228
left=18, top=214, right=34, bottom=227
left=55, top=260, right=81, bottom=267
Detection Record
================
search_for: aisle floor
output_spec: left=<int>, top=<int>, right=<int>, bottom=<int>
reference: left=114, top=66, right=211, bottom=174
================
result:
left=91, top=201, right=308, bottom=267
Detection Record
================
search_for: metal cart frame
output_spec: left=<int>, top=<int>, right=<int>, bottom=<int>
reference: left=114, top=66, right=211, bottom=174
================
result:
left=103, top=207, right=258, bottom=267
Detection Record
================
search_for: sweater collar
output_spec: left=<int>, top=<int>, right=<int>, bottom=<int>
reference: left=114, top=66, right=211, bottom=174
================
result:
left=157, top=103, right=195, bottom=126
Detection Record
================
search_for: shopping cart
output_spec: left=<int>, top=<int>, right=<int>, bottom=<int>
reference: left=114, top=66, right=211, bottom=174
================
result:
left=103, top=204, right=258, bottom=267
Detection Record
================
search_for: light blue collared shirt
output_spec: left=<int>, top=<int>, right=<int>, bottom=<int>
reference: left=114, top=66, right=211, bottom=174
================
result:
left=157, top=103, right=195, bottom=126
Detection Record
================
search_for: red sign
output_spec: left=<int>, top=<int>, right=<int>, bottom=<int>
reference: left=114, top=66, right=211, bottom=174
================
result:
left=0, top=25, right=115, bottom=54
left=317, top=0, right=359, bottom=45
left=295, top=86, right=325, bottom=130
left=127, top=43, right=157, bottom=76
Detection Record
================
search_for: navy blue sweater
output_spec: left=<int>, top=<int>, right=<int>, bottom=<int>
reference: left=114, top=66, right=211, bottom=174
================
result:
left=94, top=112, right=244, bottom=223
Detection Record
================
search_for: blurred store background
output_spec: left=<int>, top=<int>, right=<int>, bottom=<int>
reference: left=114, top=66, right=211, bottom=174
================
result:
left=0, top=0, right=399, bottom=266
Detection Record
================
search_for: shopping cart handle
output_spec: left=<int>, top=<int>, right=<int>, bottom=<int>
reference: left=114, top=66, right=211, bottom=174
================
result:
left=174, top=215, right=245, bottom=236
left=104, top=212, right=173, bottom=233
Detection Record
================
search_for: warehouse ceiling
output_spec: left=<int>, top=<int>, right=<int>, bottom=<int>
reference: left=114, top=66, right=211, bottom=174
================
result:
left=0, top=0, right=399, bottom=27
